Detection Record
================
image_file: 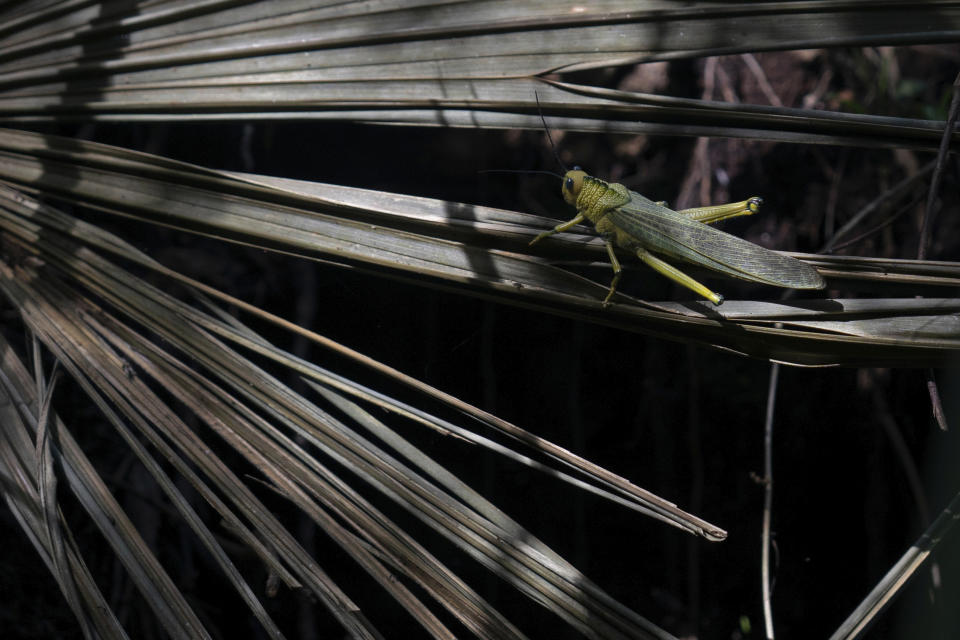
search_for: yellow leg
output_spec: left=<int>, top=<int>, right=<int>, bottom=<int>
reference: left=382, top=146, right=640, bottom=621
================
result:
left=676, top=197, right=763, bottom=225
left=530, top=213, right=587, bottom=245
left=602, top=240, right=623, bottom=306
left=637, top=248, right=724, bottom=305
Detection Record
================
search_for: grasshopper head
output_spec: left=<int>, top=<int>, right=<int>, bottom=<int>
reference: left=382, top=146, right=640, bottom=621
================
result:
left=561, top=167, right=588, bottom=206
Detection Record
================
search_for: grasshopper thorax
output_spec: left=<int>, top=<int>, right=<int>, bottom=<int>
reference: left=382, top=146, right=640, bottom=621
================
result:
left=561, top=167, right=589, bottom=206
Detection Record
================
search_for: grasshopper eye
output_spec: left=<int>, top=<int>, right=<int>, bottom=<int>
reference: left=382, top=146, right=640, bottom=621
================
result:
left=561, top=170, right=585, bottom=206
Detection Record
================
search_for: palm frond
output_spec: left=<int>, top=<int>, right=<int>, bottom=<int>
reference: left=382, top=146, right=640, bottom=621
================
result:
left=0, top=1, right=957, bottom=152
left=1, top=181, right=692, bottom=638
left=1, top=129, right=956, bottom=365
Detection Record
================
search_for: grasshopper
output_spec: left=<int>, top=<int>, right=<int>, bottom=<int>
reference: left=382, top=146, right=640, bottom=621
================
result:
left=530, top=167, right=826, bottom=305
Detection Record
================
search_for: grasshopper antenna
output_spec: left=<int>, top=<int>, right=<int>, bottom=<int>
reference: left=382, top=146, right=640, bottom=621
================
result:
left=478, top=168, right=562, bottom=178
left=535, top=90, right=568, bottom=173
left=478, top=92, right=567, bottom=180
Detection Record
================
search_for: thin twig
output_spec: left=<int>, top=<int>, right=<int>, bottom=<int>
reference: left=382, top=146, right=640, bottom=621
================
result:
left=761, top=362, right=780, bottom=640
left=715, top=60, right=740, bottom=104
left=827, top=192, right=923, bottom=252
left=828, top=486, right=960, bottom=640
left=918, top=73, right=959, bottom=431
left=870, top=373, right=931, bottom=526
left=741, top=53, right=783, bottom=107
left=676, top=57, right=717, bottom=210
left=685, top=345, right=704, bottom=636
left=820, top=162, right=935, bottom=254
left=829, top=78, right=960, bottom=640
left=802, top=66, right=833, bottom=109
left=824, top=151, right=848, bottom=241
left=926, top=369, right=948, bottom=431
left=918, top=71, right=960, bottom=260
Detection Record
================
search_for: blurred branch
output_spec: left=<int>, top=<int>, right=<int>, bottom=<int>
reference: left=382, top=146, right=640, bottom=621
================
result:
left=917, top=72, right=960, bottom=431
left=918, top=72, right=960, bottom=261
left=828, top=486, right=960, bottom=640
left=761, top=362, right=779, bottom=640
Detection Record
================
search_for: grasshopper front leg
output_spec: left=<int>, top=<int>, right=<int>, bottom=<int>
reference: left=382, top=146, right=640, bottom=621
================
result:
left=529, top=213, right=627, bottom=306
left=602, top=238, right=623, bottom=306
left=529, top=212, right=587, bottom=246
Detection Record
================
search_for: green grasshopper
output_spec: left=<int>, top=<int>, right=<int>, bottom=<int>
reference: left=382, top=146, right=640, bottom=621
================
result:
left=530, top=167, right=826, bottom=305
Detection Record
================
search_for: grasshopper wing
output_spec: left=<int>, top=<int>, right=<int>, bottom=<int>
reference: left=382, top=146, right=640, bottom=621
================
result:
left=608, top=191, right=825, bottom=289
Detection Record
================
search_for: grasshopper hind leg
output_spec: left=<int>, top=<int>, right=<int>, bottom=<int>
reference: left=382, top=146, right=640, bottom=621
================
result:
left=601, top=242, right=725, bottom=306
left=636, top=249, right=724, bottom=305
left=677, top=197, right=763, bottom=225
